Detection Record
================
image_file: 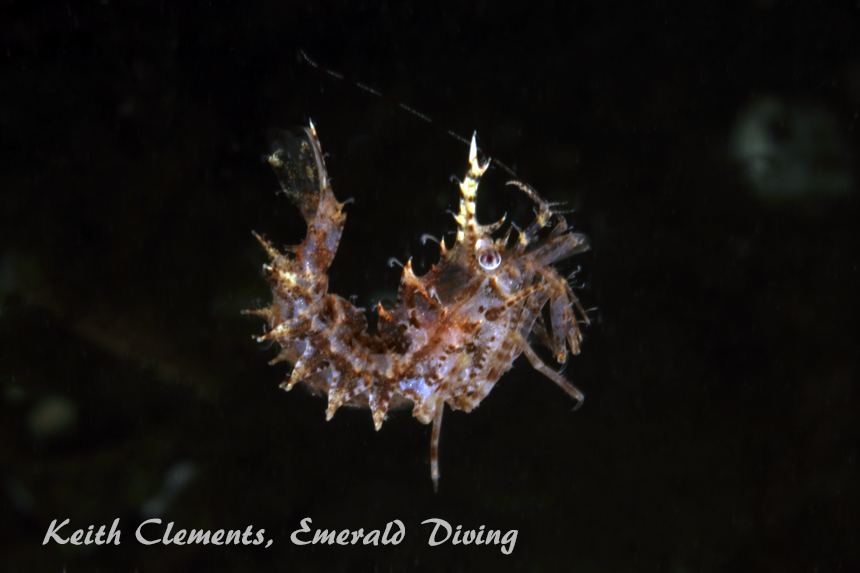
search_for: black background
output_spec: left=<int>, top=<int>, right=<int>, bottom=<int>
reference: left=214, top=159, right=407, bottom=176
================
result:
left=1, top=1, right=858, bottom=571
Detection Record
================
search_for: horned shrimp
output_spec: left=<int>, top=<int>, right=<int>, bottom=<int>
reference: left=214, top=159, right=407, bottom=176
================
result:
left=245, top=121, right=590, bottom=490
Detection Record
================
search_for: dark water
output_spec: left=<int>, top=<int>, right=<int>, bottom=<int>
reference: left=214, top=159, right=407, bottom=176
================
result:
left=2, top=1, right=858, bottom=571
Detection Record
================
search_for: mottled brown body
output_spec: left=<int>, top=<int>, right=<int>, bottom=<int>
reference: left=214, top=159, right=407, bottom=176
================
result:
left=245, top=122, right=589, bottom=490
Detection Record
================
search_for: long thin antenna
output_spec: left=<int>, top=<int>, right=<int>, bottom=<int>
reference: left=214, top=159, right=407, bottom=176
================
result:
left=299, top=50, right=520, bottom=180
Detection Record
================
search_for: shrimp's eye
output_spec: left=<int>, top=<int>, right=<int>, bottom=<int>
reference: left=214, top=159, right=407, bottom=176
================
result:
left=478, top=249, right=502, bottom=270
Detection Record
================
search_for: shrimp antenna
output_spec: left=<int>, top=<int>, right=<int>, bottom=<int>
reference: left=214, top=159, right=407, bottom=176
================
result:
left=299, top=50, right=520, bottom=179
